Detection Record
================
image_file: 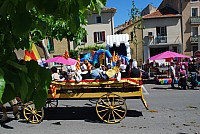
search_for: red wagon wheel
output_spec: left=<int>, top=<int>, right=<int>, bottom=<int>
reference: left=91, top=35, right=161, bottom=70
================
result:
left=96, top=93, right=127, bottom=124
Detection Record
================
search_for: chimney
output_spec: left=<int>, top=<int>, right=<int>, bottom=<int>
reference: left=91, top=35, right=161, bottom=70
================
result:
left=125, top=21, right=128, bottom=27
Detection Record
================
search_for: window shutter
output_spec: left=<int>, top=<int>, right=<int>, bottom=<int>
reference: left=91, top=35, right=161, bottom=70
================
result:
left=85, top=35, right=87, bottom=43
left=102, top=31, right=105, bottom=42
left=94, top=32, right=97, bottom=43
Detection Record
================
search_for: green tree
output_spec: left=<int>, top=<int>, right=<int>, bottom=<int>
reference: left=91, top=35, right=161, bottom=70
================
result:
left=0, top=0, right=106, bottom=109
left=129, top=0, right=143, bottom=60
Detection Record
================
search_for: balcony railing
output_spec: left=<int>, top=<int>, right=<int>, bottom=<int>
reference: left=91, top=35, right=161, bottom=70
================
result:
left=148, top=35, right=181, bottom=45
left=155, top=36, right=167, bottom=44
left=191, top=35, right=199, bottom=43
left=190, top=16, right=200, bottom=24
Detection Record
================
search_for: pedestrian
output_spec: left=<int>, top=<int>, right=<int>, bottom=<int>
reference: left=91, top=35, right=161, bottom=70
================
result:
left=169, top=62, right=176, bottom=88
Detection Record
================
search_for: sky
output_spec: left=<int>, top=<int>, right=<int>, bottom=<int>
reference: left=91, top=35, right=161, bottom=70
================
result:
left=106, top=0, right=162, bottom=27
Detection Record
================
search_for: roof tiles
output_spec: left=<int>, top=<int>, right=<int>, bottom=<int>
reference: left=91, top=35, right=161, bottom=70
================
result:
left=143, top=6, right=180, bottom=19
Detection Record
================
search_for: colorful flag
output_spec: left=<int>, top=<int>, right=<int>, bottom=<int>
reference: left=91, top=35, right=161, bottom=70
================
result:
left=24, top=43, right=40, bottom=61
left=76, top=56, right=81, bottom=70
left=111, top=51, right=116, bottom=62
left=50, top=85, right=56, bottom=99
left=63, top=50, right=69, bottom=59
left=115, top=54, right=119, bottom=61
left=85, top=60, right=93, bottom=71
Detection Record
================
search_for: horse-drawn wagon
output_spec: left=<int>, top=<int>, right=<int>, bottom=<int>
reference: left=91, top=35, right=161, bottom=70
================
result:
left=23, top=78, right=148, bottom=124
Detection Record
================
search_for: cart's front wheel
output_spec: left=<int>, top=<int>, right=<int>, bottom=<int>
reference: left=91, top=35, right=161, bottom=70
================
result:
left=96, top=93, right=127, bottom=124
left=23, top=102, right=44, bottom=124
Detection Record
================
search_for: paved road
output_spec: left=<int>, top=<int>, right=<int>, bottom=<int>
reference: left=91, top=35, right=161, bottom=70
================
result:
left=0, top=84, right=200, bottom=134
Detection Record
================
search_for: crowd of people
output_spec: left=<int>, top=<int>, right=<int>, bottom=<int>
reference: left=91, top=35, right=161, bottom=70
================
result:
left=51, top=59, right=142, bottom=82
left=169, top=59, right=200, bottom=89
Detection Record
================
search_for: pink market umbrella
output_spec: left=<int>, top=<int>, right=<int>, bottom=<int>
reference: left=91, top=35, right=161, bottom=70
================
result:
left=45, top=56, right=77, bottom=65
left=148, top=51, right=190, bottom=78
left=149, top=51, right=190, bottom=60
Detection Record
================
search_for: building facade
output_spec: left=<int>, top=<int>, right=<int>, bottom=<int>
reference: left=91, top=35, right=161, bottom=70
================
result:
left=45, top=8, right=116, bottom=59
left=142, top=6, right=182, bottom=62
left=158, top=0, right=200, bottom=56
left=182, top=0, right=200, bottom=56
left=115, top=20, right=143, bottom=66
left=73, top=8, right=116, bottom=50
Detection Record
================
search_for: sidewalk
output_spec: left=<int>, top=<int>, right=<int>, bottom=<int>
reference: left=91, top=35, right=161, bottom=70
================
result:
left=144, top=82, right=200, bottom=90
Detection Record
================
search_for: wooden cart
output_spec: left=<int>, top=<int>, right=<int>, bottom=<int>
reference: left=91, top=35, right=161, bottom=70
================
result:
left=23, top=78, right=148, bottom=124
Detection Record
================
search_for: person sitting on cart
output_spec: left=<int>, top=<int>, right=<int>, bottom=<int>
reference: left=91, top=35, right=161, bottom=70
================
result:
left=120, top=64, right=127, bottom=78
left=67, top=65, right=82, bottom=82
left=91, top=63, right=103, bottom=79
left=130, top=63, right=141, bottom=78
left=51, top=67, right=64, bottom=81
left=106, top=60, right=122, bottom=81
left=81, top=61, right=90, bottom=79
left=126, top=59, right=133, bottom=78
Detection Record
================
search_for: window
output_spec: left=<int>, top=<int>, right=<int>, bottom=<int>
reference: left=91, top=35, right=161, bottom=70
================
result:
left=47, top=38, right=54, bottom=52
left=53, top=55, right=62, bottom=66
left=156, top=26, right=167, bottom=43
left=156, top=26, right=167, bottom=36
left=96, top=16, right=102, bottom=23
left=191, top=7, right=198, bottom=16
left=191, top=26, right=198, bottom=36
left=172, top=46, right=178, bottom=53
left=192, top=45, right=198, bottom=56
left=191, top=0, right=199, bottom=2
left=94, top=31, right=105, bottom=43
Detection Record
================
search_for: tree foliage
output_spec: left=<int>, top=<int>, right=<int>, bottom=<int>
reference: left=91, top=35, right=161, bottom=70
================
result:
left=0, top=0, right=106, bottom=109
left=129, top=0, right=143, bottom=60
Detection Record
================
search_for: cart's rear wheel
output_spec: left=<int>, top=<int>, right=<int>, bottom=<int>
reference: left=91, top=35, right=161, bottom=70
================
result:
left=96, top=93, right=127, bottom=124
left=45, top=100, right=58, bottom=110
left=23, top=102, right=44, bottom=124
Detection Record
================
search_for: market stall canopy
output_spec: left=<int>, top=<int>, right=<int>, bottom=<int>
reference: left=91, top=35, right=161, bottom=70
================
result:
left=45, top=56, right=77, bottom=65
left=106, top=34, right=130, bottom=47
left=149, top=51, right=190, bottom=60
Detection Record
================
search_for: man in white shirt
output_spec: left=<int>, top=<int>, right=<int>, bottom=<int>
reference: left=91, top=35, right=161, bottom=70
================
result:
left=132, top=59, right=137, bottom=68
left=68, top=65, right=82, bottom=82
left=170, top=62, right=176, bottom=88
left=51, top=67, right=60, bottom=80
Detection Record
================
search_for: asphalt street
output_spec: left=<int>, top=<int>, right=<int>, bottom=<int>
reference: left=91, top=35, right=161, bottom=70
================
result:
left=0, top=84, right=200, bottom=134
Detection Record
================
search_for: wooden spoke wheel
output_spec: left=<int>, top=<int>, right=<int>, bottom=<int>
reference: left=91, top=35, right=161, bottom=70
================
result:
left=45, top=100, right=58, bottom=110
left=96, top=93, right=127, bottom=124
left=23, top=102, right=44, bottom=124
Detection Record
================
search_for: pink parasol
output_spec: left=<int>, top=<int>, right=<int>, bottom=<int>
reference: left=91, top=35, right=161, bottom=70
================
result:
left=45, top=56, right=77, bottom=65
left=149, top=51, right=190, bottom=60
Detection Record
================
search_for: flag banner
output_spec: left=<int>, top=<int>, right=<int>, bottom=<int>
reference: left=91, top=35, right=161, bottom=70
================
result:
left=76, top=56, right=81, bottom=70
left=63, top=50, right=69, bottom=60
left=24, top=43, right=40, bottom=61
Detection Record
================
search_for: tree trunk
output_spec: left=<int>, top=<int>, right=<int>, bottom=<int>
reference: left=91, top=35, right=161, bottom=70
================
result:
left=67, top=38, right=70, bottom=51
left=37, top=40, right=50, bottom=59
